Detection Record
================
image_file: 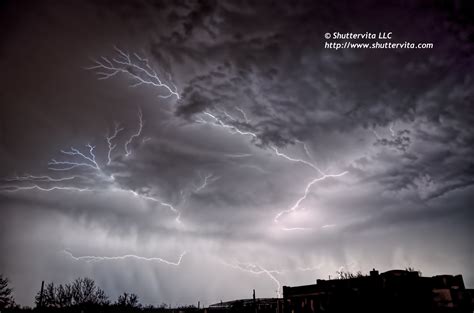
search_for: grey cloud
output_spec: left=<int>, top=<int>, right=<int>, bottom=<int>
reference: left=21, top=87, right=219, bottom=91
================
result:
left=1, top=0, right=473, bottom=307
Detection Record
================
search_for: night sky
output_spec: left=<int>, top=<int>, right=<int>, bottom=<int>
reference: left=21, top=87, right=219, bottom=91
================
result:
left=1, top=0, right=473, bottom=307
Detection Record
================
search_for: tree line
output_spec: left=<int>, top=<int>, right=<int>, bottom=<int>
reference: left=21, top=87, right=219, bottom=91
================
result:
left=1, top=275, right=15, bottom=310
left=34, top=277, right=110, bottom=308
left=0, top=274, right=198, bottom=312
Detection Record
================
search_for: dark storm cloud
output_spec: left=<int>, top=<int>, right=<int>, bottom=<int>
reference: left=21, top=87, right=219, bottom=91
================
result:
left=1, top=0, right=473, bottom=307
left=126, top=0, right=474, bottom=162
left=121, top=0, right=474, bottom=227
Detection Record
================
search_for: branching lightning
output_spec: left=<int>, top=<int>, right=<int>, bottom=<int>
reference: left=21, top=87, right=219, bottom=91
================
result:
left=1, top=174, right=88, bottom=193
left=49, top=144, right=101, bottom=171
left=273, top=171, right=348, bottom=223
left=136, top=171, right=217, bottom=223
left=124, top=108, right=144, bottom=157
left=106, top=122, right=124, bottom=165
left=111, top=170, right=219, bottom=224
left=193, top=173, right=218, bottom=193
left=195, top=108, right=348, bottom=228
left=125, top=189, right=182, bottom=224
left=296, top=139, right=316, bottom=164
left=235, top=107, right=250, bottom=123
left=221, top=258, right=330, bottom=297
left=200, top=112, right=258, bottom=138
left=63, top=249, right=186, bottom=266
left=3, top=174, right=80, bottom=183
left=0, top=50, right=238, bottom=290
left=87, top=47, right=180, bottom=100
left=222, top=260, right=282, bottom=297
left=0, top=185, right=90, bottom=193
left=271, top=146, right=325, bottom=176
left=1, top=105, right=186, bottom=225
left=3, top=45, right=352, bottom=297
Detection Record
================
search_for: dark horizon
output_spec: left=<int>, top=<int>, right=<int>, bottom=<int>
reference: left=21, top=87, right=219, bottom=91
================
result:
left=1, top=0, right=473, bottom=308
left=2, top=267, right=472, bottom=309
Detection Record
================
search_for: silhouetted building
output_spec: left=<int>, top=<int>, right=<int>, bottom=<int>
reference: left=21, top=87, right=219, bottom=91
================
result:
left=209, top=298, right=282, bottom=313
left=283, top=269, right=473, bottom=313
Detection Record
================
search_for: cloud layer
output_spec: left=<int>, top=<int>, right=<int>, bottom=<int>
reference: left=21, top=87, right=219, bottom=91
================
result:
left=1, top=0, right=473, bottom=307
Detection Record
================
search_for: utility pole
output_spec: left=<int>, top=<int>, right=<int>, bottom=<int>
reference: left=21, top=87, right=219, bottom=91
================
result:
left=38, top=281, right=45, bottom=308
left=253, top=289, right=257, bottom=313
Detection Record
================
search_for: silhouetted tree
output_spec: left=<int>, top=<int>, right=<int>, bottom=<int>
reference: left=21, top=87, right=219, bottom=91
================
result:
left=35, top=282, right=59, bottom=308
left=46, top=282, right=57, bottom=307
left=35, top=277, right=109, bottom=308
left=116, top=292, right=141, bottom=308
left=56, top=283, right=73, bottom=308
left=0, top=274, right=15, bottom=309
left=336, top=270, right=364, bottom=279
left=71, top=277, right=109, bottom=305
left=405, top=267, right=422, bottom=276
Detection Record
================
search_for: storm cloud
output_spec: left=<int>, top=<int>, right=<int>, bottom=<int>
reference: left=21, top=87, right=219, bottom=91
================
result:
left=1, top=0, right=473, bottom=307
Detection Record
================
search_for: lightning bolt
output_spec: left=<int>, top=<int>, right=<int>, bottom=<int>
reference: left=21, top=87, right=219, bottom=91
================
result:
left=114, top=170, right=218, bottom=224
left=0, top=185, right=90, bottom=193
left=195, top=109, right=348, bottom=228
left=86, top=46, right=180, bottom=100
left=221, top=110, right=237, bottom=121
left=296, top=139, right=316, bottom=164
left=1, top=174, right=88, bottom=193
left=3, top=174, right=80, bottom=182
left=63, top=249, right=186, bottom=266
left=271, top=141, right=349, bottom=225
left=2, top=107, right=144, bottom=195
left=124, top=188, right=182, bottom=224
left=48, top=144, right=101, bottom=171
left=271, top=146, right=325, bottom=176
left=296, top=265, right=323, bottom=272
left=1, top=106, right=187, bottom=225
left=142, top=171, right=219, bottom=224
left=106, top=122, right=124, bottom=165
left=222, top=260, right=282, bottom=297
left=221, top=258, right=330, bottom=297
left=201, top=112, right=258, bottom=138
left=5, top=46, right=350, bottom=294
left=282, top=227, right=313, bottom=231
left=124, top=108, right=143, bottom=157
left=235, top=107, right=250, bottom=123
left=1, top=56, right=211, bottom=288
left=273, top=171, right=348, bottom=223
left=389, top=122, right=396, bottom=137
left=224, top=153, right=253, bottom=158
left=193, top=173, right=218, bottom=193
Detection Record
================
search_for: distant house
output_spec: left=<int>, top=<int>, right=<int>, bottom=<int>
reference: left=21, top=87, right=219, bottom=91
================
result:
left=283, top=269, right=473, bottom=313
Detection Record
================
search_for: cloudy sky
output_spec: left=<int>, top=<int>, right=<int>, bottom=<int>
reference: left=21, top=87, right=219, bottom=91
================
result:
left=1, top=0, right=473, bottom=307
